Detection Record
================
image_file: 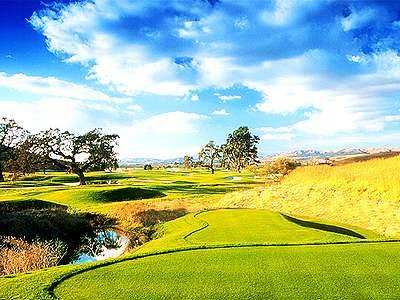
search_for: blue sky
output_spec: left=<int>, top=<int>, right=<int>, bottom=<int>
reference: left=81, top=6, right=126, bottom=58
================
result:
left=1, top=0, right=400, bottom=158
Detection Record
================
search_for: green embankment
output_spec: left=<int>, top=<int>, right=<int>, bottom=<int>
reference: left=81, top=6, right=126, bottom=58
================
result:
left=2, top=208, right=396, bottom=299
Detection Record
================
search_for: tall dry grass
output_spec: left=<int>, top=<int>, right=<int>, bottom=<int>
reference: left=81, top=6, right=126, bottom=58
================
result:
left=263, top=156, right=400, bottom=237
left=0, top=237, right=67, bottom=275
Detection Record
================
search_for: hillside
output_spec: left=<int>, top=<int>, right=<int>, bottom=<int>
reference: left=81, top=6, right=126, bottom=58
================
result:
left=262, top=155, right=400, bottom=237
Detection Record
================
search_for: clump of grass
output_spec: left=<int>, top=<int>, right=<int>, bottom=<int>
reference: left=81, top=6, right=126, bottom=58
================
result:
left=0, top=236, right=67, bottom=275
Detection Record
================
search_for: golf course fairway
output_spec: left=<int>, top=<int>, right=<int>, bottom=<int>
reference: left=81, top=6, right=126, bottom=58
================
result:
left=43, top=209, right=400, bottom=299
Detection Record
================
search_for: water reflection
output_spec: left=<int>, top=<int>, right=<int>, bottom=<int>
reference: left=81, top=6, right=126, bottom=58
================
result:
left=72, top=229, right=129, bottom=264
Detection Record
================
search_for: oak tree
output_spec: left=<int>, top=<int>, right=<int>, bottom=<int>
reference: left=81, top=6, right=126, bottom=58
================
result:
left=198, top=141, right=221, bottom=174
left=0, top=117, right=27, bottom=182
left=221, top=126, right=259, bottom=172
left=34, top=128, right=119, bottom=185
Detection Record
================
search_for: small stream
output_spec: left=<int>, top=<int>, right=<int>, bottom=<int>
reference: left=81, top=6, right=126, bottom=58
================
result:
left=71, top=229, right=129, bottom=264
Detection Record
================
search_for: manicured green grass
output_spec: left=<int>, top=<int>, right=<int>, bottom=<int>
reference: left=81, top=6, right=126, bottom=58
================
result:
left=55, top=243, right=400, bottom=300
left=36, top=186, right=166, bottom=207
left=137, top=209, right=380, bottom=253
left=184, top=209, right=371, bottom=244
left=0, top=169, right=262, bottom=211
left=1, top=208, right=383, bottom=299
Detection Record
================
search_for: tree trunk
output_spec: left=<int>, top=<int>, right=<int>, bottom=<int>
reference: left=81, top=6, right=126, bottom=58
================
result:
left=0, top=168, right=4, bottom=182
left=76, top=169, right=86, bottom=185
left=211, top=167, right=215, bottom=174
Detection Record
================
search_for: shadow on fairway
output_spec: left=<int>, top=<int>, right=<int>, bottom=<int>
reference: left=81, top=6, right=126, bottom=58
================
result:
left=0, top=199, right=67, bottom=212
left=281, top=213, right=365, bottom=239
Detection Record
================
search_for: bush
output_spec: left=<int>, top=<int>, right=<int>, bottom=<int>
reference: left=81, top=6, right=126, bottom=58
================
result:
left=144, top=164, right=153, bottom=170
left=255, top=157, right=301, bottom=180
left=0, top=237, right=67, bottom=275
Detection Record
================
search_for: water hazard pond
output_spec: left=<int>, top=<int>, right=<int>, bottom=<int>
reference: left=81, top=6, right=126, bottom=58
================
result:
left=71, top=229, right=130, bottom=264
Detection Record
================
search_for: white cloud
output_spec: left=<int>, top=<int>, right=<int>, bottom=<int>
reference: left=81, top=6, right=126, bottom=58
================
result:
left=131, top=111, right=207, bottom=134
left=217, top=95, right=241, bottom=102
left=346, top=55, right=363, bottom=63
left=116, top=111, right=207, bottom=158
left=29, top=2, right=196, bottom=96
left=191, top=94, right=199, bottom=102
left=0, top=98, right=86, bottom=132
left=341, top=8, right=376, bottom=32
left=0, top=72, right=129, bottom=103
left=212, top=109, right=230, bottom=116
left=126, top=104, right=143, bottom=113
left=259, top=126, right=294, bottom=141
left=384, top=115, right=400, bottom=122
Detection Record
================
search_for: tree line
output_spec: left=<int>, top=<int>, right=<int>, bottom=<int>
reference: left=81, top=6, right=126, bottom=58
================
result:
left=1, top=116, right=260, bottom=184
left=0, top=117, right=119, bottom=185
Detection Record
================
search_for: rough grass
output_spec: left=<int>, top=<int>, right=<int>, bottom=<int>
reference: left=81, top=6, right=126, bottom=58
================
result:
left=262, top=156, right=400, bottom=237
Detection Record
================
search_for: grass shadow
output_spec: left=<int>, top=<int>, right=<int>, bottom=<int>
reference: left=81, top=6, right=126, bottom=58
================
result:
left=0, top=199, right=67, bottom=212
left=87, top=187, right=166, bottom=203
left=281, top=214, right=366, bottom=239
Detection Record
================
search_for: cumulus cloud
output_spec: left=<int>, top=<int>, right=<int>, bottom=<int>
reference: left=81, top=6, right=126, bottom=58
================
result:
left=0, top=98, right=87, bottom=131
left=0, top=72, right=129, bottom=103
left=116, top=111, right=208, bottom=158
left=29, top=0, right=400, bottom=98
left=191, top=94, right=199, bottom=102
left=259, top=126, right=294, bottom=141
left=212, top=109, right=229, bottom=116
left=26, top=0, right=400, bottom=151
left=341, top=8, right=377, bottom=32
left=216, top=94, right=241, bottom=102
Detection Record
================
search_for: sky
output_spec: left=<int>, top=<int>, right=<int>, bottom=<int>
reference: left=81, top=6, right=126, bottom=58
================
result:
left=1, top=0, right=400, bottom=158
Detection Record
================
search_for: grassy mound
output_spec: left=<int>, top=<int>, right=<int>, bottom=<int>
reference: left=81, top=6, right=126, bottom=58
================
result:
left=39, top=187, right=166, bottom=207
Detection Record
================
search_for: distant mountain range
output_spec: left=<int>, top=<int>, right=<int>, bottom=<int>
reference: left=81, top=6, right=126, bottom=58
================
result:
left=119, top=157, right=183, bottom=166
left=265, top=147, right=395, bottom=160
left=120, top=148, right=397, bottom=166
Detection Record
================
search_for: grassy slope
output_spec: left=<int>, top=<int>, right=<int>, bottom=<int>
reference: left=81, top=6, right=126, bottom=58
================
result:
left=262, top=156, right=400, bottom=237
